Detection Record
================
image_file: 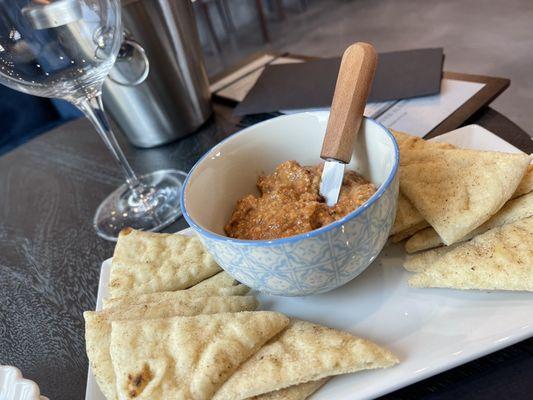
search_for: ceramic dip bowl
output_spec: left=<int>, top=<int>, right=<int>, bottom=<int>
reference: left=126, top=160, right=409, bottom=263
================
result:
left=182, top=111, right=399, bottom=296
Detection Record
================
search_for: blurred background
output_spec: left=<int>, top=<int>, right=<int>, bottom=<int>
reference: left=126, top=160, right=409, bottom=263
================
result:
left=2, top=0, right=532, bottom=155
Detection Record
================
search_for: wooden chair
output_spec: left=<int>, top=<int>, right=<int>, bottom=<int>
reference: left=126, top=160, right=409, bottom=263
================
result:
left=271, top=0, right=309, bottom=20
left=194, top=0, right=310, bottom=52
left=193, top=0, right=225, bottom=52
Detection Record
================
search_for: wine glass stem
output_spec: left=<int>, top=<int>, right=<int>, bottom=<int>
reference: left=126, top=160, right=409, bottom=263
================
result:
left=77, top=95, right=140, bottom=190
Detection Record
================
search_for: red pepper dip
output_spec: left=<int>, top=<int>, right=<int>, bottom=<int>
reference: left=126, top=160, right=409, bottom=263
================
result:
left=225, top=160, right=377, bottom=240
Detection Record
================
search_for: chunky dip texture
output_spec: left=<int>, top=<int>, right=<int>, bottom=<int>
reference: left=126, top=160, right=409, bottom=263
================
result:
left=225, top=160, right=377, bottom=240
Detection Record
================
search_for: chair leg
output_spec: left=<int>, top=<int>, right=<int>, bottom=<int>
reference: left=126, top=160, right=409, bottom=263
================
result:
left=215, top=0, right=231, bottom=34
left=255, top=0, right=270, bottom=43
left=275, top=0, right=285, bottom=20
left=200, top=0, right=221, bottom=53
left=220, top=0, right=236, bottom=31
left=301, top=0, right=308, bottom=11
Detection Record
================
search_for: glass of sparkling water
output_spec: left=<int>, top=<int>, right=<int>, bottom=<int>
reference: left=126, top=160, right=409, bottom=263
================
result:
left=0, top=0, right=184, bottom=241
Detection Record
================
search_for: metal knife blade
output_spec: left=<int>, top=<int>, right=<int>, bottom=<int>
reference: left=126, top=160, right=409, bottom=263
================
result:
left=320, top=159, right=345, bottom=207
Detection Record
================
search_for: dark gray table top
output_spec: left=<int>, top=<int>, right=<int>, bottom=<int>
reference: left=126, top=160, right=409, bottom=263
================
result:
left=0, top=104, right=531, bottom=400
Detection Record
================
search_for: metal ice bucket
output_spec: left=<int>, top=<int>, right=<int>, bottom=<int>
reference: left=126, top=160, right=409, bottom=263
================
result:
left=102, top=0, right=211, bottom=148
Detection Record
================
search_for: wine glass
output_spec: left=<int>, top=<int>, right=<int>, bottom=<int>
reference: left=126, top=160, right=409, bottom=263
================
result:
left=0, top=0, right=185, bottom=241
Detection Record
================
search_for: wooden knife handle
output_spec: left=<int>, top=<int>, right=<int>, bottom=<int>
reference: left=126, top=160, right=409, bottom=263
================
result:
left=320, top=42, right=378, bottom=163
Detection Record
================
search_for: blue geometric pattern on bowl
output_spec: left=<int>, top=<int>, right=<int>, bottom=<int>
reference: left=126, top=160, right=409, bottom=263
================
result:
left=198, top=175, right=399, bottom=296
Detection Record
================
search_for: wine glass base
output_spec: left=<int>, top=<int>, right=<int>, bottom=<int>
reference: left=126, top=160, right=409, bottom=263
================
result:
left=94, top=169, right=186, bottom=241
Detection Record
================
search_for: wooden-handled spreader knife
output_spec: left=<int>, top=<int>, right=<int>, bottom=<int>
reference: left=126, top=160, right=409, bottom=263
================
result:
left=319, top=43, right=378, bottom=206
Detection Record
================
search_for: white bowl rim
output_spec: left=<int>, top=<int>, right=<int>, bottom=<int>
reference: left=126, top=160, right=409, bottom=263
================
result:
left=181, top=112, right=399, bottom=247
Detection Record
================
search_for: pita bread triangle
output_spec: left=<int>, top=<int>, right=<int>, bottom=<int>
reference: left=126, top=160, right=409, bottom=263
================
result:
left=103, top=283, right=249, bottom=310
left=514, top=163, right=533, bottom=198
left=85, top=296, right=258, bottom=400
left=400, top=147, right=531, bottom=245
left=109, top=311, right=289, bottom=400
left=389, top=130, right=454, bottom=237
left=108, top=228, right=221, bottom=298
left=190, top=271, right=239, bottom=291
left=391, top=220, right=428, bottom=243
left=405, top=216, right=533, bottom=291
left=249, top=379, right=329, bottom=400
left=404, top=227, right=443, bottom=253
left=390, top=192, right=428, bottom=236
left=392, top=130, right=533, bottom=199
left=392, top=130, right=456, bottom=153
left=212, top=320, right=398, bottom=400
left=405, top=191, right=533, bottom=253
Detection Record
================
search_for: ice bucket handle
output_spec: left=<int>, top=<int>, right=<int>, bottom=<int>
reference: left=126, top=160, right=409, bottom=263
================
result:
left=109, top=38, right=150, bottom=86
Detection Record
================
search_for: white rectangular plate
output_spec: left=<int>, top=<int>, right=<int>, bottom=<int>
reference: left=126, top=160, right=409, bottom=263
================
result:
left=86, top=124, right=533, bottom=400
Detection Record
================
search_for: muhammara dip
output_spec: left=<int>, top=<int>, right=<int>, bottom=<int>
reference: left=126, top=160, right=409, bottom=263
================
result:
left=225, top=160, right=376, bottom=240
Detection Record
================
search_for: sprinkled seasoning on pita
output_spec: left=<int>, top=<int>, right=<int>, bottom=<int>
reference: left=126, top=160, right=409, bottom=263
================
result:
left=406, top=191, right=533, bottom=253
left=213, top=320, right=398, bottom=400
left=404, top=216, right=533, bottom=291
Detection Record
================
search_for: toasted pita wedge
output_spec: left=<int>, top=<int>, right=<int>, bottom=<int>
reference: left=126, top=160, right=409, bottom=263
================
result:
left=85, top=296, right=257, bottom=400
left=391, top=130, right=417, bottom=147
left=108, top=228, right=221, bottom=298
left=390, top=193, right=428, bottom=236
left=513, top=163, right=533, bottom=198
left=110, top=312, right=289, bottom=400
left=391, top=220, right=428, bottom=243
left=190, top=271, right=240, bottom=290
left=389, top=131, right=454, bottom=237
left=391, top=130, right=456, bottom=156
left=400, top=148, right=531, bottom=245
left=404, top=247, right=451, bottom=273
left=405, top=216, right=533, bottom=291
left=249, top=379, right=329, bottom=400
left=213, top=320, right=398, bottom=400
left=106, top=295, right=258, bottom=316
left=404, top=228, right=442, bottom=253
left=103, top=283, right=249, bottom=309
left=405, top=192, right=533, bottom=253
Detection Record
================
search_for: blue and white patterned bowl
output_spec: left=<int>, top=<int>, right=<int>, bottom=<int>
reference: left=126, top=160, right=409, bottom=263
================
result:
left=182, top=112, right=399, bottom=296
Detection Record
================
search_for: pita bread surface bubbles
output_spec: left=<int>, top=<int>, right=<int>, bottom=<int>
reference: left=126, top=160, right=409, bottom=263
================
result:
left=108, top=228, right=221, bottom=298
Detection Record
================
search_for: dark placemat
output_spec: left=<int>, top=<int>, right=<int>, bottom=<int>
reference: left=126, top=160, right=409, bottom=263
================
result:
left=234, top=48, right=444, bottom=115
